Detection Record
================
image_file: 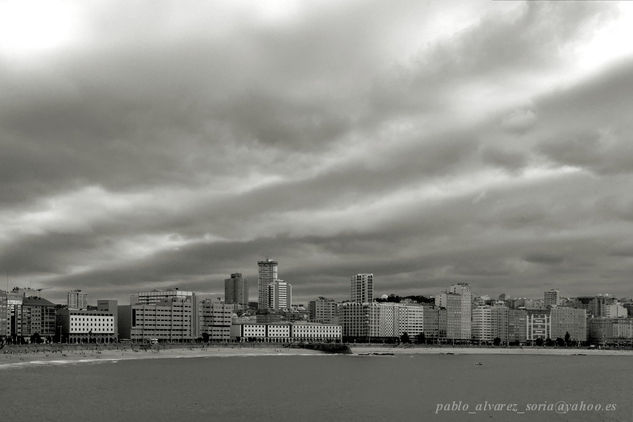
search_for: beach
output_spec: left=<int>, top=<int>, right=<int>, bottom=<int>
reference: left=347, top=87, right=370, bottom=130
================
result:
left=349, top=345, right=633, bottom=356
left=2, top=343, right=633, bottom=368
left=0, top=344, right=324, bottom=367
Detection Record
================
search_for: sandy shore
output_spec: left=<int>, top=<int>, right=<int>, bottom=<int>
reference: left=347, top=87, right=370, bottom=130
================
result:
left=350, top=345, right=633, bottom=356
left=0, top=344, right=325, bottom=368
left=2, top=344, right=632, bottom=369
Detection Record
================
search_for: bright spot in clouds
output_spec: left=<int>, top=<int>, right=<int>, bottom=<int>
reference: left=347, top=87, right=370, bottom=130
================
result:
left=0, top=1, right=79, bottom=56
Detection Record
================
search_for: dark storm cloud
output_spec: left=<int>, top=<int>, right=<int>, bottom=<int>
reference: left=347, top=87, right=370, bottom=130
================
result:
left=1, top=0, right=633, bottom=303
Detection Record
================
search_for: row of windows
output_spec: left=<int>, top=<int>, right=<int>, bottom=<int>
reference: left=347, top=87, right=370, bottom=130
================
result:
left=70, top=322, right=114, bottom=327
left=71, top=318, right=113, bottom=322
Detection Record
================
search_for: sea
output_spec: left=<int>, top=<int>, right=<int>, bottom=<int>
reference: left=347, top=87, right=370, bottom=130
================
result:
left=1, top=353, right=631, bottom=422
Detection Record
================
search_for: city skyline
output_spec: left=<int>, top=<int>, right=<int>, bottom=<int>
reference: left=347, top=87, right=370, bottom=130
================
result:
left=3, top=1, right=633, bottom=305
left=6, top=265, right=632, bottom=308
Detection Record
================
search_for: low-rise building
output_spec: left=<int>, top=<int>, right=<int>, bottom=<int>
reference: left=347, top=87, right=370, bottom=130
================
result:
left=232, top=323, right=267, bottom=341
left=265, top=323, right=291, bottom=342
left=56, top=306, right=117, bottom=343
left=291, top=322, right=342, bottom=342
left=231, top=322, right=342, bottom=343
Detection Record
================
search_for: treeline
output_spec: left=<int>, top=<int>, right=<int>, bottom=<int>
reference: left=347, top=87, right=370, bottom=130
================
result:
left=289, top=342, right=352, bottom=354
left=375, top=294, right=435, bottom=304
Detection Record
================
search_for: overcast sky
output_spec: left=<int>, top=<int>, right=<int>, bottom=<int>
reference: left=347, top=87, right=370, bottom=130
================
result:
left=2, top=0, right=633, bottom=304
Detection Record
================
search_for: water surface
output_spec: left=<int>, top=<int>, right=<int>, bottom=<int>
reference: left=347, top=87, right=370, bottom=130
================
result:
left=2, top=354, right=630, bottom=421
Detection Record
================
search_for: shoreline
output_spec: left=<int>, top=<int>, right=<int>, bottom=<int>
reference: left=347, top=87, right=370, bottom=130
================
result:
left=349, top=345, right=633, bottom=357
left=2, top=343, right=632, bottom=368
left=0, top=345, right=326, bottom=368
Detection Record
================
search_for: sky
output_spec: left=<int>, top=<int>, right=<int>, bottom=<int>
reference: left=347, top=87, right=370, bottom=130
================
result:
left=2, top=0, right=633, bottom=304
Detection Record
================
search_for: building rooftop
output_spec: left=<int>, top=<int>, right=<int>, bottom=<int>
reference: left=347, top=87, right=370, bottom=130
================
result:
left=22, top=297, right=56, bottom=307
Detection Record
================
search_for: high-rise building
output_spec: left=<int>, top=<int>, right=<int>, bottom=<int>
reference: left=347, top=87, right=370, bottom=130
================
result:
left=589, top=294, right=615, bottom=317
left=67, top=290, right=88, bottom=310
left=267, top=280, right=292, bottom=310
left=377, top=303, right=400, bottom=338
left=339, top=302, right=439, bottom=342
left=7, top=291, right=23, bottom=341
left=338, top=302, right=370, bottom=340
left=508, top=309, right=527, bottom=344
left=13, top=297, right=56, bottom=342
left=604, top=302, right=628, bottom=318
left=0, top=292, right=8, bottom=339
left=421, top=306, right=441, bottom=340
left=526, top=310, right=550, bottom=341
left=491, top=304, right=509, bottom=344
left=397, top=304, right=427, bottom=338
left=436, top=283, right=472, bottom=340
left=258, top=259, right=278, bottom=310
left=350, top=273, right=373, bottom=303
left=130, top=288, right=195, bottom=305
left=588, top=318, right=633, bottom=345
left=198, top=298, right=233, bottom=341
left=550, top=307, right=586, bottom=342
left=472, top=305, right=493, bottom=343
left=130, top=297, right=195, bottom=342
left=472, top=304, right=508, bottom=344
left=544, top=289, right=560, bottom=308
left=308, top=297, right=338, bottom=324
left=225, top=273, right=249, bottom=308
left=338, top=302, right=390, bottom=340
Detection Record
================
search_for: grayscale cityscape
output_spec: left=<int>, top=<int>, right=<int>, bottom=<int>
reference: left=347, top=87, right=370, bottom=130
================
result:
left=2, top=258, right=633, bottom=347
left=2, top=1, right=633, bottom=421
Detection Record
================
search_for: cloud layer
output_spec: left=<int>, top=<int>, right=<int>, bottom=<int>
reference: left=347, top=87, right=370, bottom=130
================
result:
left=2, top=0, right=633, bottom=304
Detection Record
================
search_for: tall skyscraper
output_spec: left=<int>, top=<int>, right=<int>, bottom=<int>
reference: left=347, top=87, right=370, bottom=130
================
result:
left=350, top=273, right=373, bottom=303
left=267, top=279, right=292, bottom=310
left=544, top=289, right=560, bottom=308
left=258, top=259, right=278, bottom=310
left=225, top=273, right=248, bottom=307
left=67, top=289, right=88, bottom=310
